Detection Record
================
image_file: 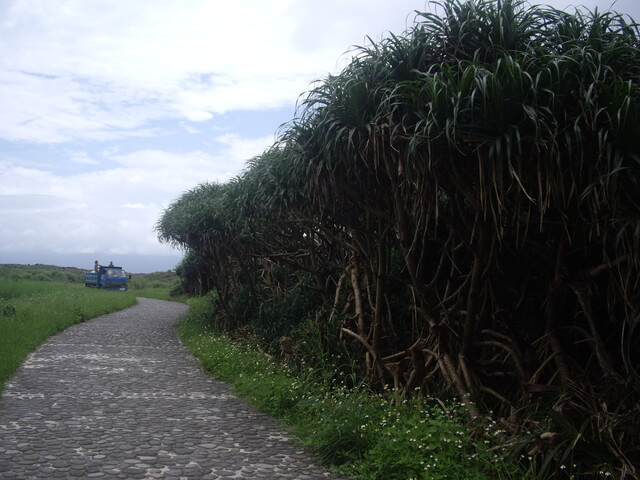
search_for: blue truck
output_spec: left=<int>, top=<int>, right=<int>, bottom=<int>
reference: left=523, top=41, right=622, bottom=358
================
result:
left=85, top=265, right=129, bottom=291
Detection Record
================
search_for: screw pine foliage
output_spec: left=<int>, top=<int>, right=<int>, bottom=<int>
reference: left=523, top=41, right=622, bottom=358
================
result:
left=157, top=1, right=640, bottom=476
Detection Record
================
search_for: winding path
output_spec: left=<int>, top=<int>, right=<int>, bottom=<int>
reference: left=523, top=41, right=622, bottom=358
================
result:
left=0, top=298, right=348, bottom=479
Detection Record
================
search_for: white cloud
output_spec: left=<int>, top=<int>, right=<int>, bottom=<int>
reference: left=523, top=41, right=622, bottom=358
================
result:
left=69, top=151, right=100, bottom=166
left=120, top=203, right=147, bottom=209
left=2, top=0, right=639, bottom=143
left=0, top=194, right=81, bottom=214
left=179, top=121, right=201, bottom=135
left=0, top=129, right=272, bottom=259
left=0, top=0, right=427, bottom=144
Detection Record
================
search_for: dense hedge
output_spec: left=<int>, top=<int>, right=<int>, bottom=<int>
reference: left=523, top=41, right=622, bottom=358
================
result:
left=158, top=1, right=640, bottom=477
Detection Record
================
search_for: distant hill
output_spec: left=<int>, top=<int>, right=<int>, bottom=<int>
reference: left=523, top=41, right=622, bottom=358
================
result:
left=0, top=264, right=86, bottom=283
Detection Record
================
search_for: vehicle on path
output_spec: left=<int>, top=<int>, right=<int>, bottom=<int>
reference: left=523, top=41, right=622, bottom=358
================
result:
left=85, top=265, right=129, bottom=291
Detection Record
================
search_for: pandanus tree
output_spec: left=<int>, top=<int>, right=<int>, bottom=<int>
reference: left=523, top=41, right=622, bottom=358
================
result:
left=159, top=0, right=640, bottom=475
left=156, top=181, right=256, bottom=313
left=287, top=0, right=640, bottom=472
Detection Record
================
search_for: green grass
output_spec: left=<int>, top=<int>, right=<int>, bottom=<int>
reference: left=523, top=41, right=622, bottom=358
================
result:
left=0, top=279, right=180, bottom=390
left=177, top=295, right=521, bottom=480
left=0, top=277, right=187, bottom=391
left=0, top=279, right=139, bottom=390
left=0, top=264, right=86, bottom=283
left=129, top=271, right=179, bottom=290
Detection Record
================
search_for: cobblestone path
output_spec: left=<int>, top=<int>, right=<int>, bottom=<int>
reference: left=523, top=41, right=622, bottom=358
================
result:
left=0, top=298, right=348, bottom=479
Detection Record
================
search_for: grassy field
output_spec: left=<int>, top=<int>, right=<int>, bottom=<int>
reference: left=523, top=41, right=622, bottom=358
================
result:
left=0, top=280, right=136, bottom=389
left=0, top=264, right=86, bottom=283
left=0, top=266, right=185, bottom=390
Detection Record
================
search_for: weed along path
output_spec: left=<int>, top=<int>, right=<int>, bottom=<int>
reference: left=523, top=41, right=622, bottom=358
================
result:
left=0, top=298, right=347, bottom=479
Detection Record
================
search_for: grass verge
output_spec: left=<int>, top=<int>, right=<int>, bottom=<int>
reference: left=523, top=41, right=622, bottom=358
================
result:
left=0, top=279, right=184, bottom=391
left=177, top=295, right=521, bottom=480
left=0, top=280, right=138, bottom=390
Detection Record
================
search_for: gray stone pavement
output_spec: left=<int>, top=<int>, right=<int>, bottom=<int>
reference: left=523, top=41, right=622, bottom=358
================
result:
left=0, top=298, right=348, bottom=479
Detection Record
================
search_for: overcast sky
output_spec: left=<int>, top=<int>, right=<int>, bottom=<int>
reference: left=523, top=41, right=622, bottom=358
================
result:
left=1, top=0, right=639, bottom=273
